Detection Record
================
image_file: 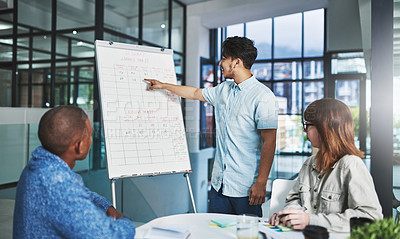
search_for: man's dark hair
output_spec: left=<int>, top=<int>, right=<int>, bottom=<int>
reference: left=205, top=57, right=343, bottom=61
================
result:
left=38, top=106, right=88, bottom=156
left=221, top=36, right=257, bottom=69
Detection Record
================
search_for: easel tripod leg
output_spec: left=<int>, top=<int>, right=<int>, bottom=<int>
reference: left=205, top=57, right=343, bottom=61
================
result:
left=111, top=178, right=117, bottom=209
left=184, top=173, right=197, bottom=213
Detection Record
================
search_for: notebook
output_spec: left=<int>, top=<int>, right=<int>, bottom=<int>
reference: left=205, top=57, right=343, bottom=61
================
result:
left=144, top=224, right=191, bottom=239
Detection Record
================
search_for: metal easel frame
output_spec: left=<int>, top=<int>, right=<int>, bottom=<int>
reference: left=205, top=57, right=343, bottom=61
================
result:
left=110, top=171, right=197, bottom=213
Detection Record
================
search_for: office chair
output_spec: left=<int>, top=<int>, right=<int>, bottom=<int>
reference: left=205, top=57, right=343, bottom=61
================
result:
left=262, top=179, right=297, bottom=218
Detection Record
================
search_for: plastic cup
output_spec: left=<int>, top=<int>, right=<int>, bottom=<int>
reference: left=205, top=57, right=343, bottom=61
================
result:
left=236, top=215, right=258, bottom=239
left=303, top=225, right=329, bottom=239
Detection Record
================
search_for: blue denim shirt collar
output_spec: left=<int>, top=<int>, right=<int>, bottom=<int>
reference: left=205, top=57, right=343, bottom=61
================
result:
left=234, top=75, right=256, bottom=91
left=30, top=146, right=70, bottom=170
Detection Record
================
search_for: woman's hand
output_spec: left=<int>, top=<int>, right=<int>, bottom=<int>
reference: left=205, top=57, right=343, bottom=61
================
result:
left=269, top=212, right=280, bottom=226
left=269, top=209, right=310, bottom=230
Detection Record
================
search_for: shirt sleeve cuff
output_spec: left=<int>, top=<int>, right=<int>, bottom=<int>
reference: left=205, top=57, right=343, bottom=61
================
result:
left=202, top=88, right=210, bottom=104
left=257, top=119, right=278, bottom=129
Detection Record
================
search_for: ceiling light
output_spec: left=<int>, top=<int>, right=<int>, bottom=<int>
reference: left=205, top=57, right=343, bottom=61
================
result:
left=72, top=30, right=77, bottom=35
left=160, top=24, right=166, bottom=29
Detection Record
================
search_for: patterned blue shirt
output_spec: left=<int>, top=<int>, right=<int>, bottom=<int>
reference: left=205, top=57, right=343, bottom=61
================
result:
left=13, top=146, right=135, bottom=238
left=202, top=76, right=278, bottom=197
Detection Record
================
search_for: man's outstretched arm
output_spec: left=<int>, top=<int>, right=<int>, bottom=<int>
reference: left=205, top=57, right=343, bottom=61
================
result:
left=145, top=79, right=206, bottom=101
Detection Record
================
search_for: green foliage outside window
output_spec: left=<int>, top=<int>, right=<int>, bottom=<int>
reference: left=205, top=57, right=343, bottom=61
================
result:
left=349, top=106, right=360, bottom=138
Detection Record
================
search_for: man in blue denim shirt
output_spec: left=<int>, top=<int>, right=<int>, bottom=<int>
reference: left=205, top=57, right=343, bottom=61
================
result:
left=146, top=36, right=278, bottom=216
left=13, top=106, right=135, bottom=238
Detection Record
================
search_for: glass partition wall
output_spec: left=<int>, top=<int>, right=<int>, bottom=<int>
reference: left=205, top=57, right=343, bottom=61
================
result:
left=0, top=0, right=186, bottom=173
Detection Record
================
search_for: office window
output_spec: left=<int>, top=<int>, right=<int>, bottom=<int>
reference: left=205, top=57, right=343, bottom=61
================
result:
left=0, top=69, right=11, bottom=106
left=0, top=38, right=13, bottom=62
left=143, top=0, right=169, bottom=48
left=17, top=49, right=29, bottom=62
left=18, top=68, right=32, bottom=107
left=330, top=52, right=367, bottom=154
left=276, top=115, right=307, bottom=153
left=103, top=32, right=138, bottom=45
left=55, top=36, right=69, bottom=59
left=304, top=9, right=324, bottom=57
left=17, top=37, right=30, bottom=62
left=274, top=82, right=302, bottom=114
left=274, top=62, right=302, bottom=80
left=303, top=60, right=324, bottom=79
left=303, top=81, right=324, bottom=109
left=216, top=28, right=222, bottom=60
left=246, top=19, right=272, bottom=60
left=200, top=58, right=215, bottom=149
left=57, top=0, right=95, bottom=29
left=226, top=23, right=244, bottom=38
left=171, top=2, right=184, bottom=52
left=335, top=80, right=360, bottom=107
left=32, top=84, right=44, bottom=107
left=331, top=52, right=366, bottom=74
left=105, top=0, right=139, bottom=38
left=0, top=20, right=13, bottom=36
left=71, top=38, right=95, bottom=58
left=219, top=8, right=326, bottom=156
left=251, top=63, right=272, bottom=81
left=33, top=35, right=52, bottom=59
left=274, top=13, right=302, bottom=59
left=174, top=53, right=183, bottom=75
left=77, top=84, right=94, bottom=110
left=18, top=0, right=51, bottom=30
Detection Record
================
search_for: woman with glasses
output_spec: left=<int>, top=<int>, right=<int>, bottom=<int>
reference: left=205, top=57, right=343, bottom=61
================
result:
left=269, top=98, right=383, bottom=232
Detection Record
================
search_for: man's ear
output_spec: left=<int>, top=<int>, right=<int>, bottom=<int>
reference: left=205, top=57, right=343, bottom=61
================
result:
left=74, top=139, right=82, bottom=154
left=234, top=58, right=242, bottom=68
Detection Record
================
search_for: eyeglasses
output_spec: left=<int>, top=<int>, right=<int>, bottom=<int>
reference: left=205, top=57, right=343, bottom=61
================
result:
left=303, top=121, right=315, bottom=132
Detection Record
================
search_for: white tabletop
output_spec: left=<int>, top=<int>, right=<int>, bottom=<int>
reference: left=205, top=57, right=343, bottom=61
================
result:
left=135, top=213, right=350, bottom=239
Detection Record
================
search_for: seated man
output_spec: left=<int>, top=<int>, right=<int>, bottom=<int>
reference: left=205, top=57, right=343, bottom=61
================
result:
left=13, top=106, right=135, bottom=238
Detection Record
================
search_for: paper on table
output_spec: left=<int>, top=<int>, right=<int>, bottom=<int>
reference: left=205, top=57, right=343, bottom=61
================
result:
left=144, top=224, right=191, bottom=239
left=210, top=217, right=237, bottom=228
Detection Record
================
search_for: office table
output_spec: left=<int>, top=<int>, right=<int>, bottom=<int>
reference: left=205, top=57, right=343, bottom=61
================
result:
left=135, top=213, right=350, bottom=239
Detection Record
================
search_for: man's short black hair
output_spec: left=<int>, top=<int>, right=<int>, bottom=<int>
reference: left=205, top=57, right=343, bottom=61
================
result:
left=38, top=106, right=88, bottom=156
left=221, top=36, right=257, bottom=69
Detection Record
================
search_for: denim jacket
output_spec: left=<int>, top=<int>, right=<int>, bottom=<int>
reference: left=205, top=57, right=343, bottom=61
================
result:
left=14, top=147, right=135, bottom=238
left=284, top=154, right=383, bottom=232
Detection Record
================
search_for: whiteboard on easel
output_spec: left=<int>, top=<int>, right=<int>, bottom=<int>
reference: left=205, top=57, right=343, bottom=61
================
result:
left=95, top=40, right=191, bottom=179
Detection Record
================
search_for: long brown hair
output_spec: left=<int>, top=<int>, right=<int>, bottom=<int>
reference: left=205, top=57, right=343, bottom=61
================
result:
left=304, top=98, right=364, bottom=173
